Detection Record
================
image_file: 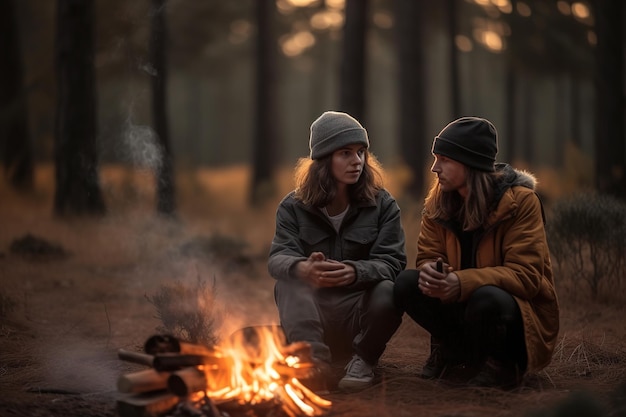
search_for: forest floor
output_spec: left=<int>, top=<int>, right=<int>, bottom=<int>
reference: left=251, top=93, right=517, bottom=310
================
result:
left=1, top=165, right=625, bottom=417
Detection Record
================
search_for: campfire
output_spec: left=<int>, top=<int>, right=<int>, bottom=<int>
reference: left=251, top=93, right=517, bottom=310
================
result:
left=116, top=325, right=332, bottom=417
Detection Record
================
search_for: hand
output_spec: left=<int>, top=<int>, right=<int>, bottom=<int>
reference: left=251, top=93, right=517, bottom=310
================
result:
left=297, top=253, right=356, bottom=288
left=418, top=258, right=460, bottom=303
left=316, top=259, right=356, bottom=288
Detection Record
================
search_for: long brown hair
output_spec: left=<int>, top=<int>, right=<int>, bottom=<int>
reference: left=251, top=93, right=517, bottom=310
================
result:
left=423, top=168, right=501, bottom=231
left=293, top=151, right=385, bottom=207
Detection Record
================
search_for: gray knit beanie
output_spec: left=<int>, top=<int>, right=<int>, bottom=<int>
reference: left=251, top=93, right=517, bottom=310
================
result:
left=309, top=111, right=369, bottom=160
left=432, top=117, right=498, bottom=172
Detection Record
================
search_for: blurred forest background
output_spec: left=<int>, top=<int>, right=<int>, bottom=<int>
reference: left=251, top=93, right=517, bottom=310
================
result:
left=1, top=3, right=626, bottom=415
left=0, top=0, right=624, bottom=214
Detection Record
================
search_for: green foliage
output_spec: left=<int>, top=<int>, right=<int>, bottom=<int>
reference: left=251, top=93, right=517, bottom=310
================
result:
left=145, top=276, right=220, bottom=346
left=547, top=193, right=626, bottom=300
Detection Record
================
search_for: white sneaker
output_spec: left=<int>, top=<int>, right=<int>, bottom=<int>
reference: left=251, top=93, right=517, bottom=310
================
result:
left=338, top=355, right=374, bottom=391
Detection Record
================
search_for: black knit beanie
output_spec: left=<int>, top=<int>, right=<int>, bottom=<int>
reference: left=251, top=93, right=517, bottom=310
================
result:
left=432, top=117, right=498, bottom=172
left=309, top=111, right=369, bottom=160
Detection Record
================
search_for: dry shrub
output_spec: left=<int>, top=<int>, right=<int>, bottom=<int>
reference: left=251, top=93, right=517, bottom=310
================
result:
left=9, top=234, right=69, bottom=260
left=548, top=334, right=626, bottom=386
left=526, top=335, right=626, bottom=417
left=546, top=192, right=626, bottom=301
left=145, top=275, right=221, bottom=346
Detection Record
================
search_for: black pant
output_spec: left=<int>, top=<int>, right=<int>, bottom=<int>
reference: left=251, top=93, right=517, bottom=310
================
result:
left=393, top=269, right=527, bottom=370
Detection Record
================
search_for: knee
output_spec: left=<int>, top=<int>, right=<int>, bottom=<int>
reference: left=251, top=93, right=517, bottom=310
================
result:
left=393, top=269, right=420, bottom=307
left=465, top=285, right=517, bottom=322
left=274, top=279, right=291, bottom=301
left=274, top=279, right=312, bottom=305
left=368, top=280, right=396, bottom=312
left=394, top=269, right=419, bottom=292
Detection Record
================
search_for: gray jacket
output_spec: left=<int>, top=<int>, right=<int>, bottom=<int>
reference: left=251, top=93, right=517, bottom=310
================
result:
left=268, top=189, right=407, bottom=290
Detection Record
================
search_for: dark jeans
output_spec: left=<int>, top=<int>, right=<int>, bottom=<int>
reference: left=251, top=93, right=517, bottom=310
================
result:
left=274, top=279, right=402, bottom=366
left=393, top=269, right=527, bottom=370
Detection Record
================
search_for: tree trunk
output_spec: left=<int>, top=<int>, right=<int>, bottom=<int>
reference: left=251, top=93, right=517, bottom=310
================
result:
left=0, top=0, right=33, bottom=190
left=151, top=0, right=176, bottom=215
left=593, top=0, right=625, bottom=199
left=339, top=0, right=368, bottom=122
left=504, top=0, right=520, bottom=164
left=54, top=0, right=105, bottom=216
left=249, top=0, right=278, bottom=206
left=555, top=77, right=567, bottom=168
left=395, top=0, right=428, bottom=198
left=521, top=78, right=533, bottom=165
left=570, top=76, right=582, bottom=148
left=446, top=0, right=460, bottom=118
left=504, top=65, right=517, bottom=163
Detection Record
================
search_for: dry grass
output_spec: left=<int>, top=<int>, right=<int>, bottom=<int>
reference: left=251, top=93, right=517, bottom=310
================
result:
left=0, top=164, right=625, bottom=417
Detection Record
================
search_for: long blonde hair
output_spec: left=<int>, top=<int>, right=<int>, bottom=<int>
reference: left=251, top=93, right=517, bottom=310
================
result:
left=423, top=168, right=501, bottom=231
left=293, top=151, right=385, bottom=207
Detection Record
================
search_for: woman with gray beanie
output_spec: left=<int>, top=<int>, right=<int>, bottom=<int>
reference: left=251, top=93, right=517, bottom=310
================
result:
left=268, top=111, right=407, bottom=392
left=393, top=117, right=560, bottom=389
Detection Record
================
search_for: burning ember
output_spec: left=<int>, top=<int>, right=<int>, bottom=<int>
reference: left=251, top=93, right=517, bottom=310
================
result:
left=116, top=325, right=332, bottom=417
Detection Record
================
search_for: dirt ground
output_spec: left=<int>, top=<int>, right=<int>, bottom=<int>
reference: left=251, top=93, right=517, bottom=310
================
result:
left=1, top=166, right=625, bottom=417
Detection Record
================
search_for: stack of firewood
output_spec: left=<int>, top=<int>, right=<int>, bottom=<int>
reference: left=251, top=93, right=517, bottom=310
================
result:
left=115, top=328, right=330, bottom=417
left=116, top=334, right=228, bottom=416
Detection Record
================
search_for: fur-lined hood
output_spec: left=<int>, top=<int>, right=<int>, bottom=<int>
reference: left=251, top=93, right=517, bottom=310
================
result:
left=493, top=163, right=537, bottom=204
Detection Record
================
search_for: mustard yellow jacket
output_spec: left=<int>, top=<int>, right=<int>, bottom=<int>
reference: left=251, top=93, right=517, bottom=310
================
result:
left=415, top=164, right=559, bottom=372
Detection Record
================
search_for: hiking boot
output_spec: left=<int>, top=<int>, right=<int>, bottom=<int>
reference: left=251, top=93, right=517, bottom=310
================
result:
left=421, top=342, right=473, bottom=381
left=467, top=357, right=521, bottom=389
left=337, top=355, right=374, bottom=391
left=421, top=345, right=447, bottom=379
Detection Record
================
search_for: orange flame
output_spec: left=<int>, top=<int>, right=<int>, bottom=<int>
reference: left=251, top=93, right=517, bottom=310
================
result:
left=193, top=326, right=331, bottom=416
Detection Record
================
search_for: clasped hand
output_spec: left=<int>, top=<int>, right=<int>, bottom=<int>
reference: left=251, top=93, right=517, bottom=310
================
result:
left=298, top=252, right=356, bottom=288
left=418, top=258, right=461, bottom=303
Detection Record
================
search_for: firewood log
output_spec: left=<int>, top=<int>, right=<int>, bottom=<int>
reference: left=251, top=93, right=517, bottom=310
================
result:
left=118, top=349, right=154, bottom=367
left=119, top=347, right=232, bottom=372
left=144, top=334, right=222, bottom=356
left=116, top=390, right=179, bottom=417
left=167, top=367, right=207, bottom=397
left=117, top=369, right=170, bottom=394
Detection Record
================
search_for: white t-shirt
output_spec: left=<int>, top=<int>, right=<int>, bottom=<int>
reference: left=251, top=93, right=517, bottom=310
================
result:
left=322, top=205, right=350, bottom=232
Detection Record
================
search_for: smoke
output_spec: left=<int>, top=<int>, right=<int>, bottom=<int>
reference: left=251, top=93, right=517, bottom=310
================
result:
left=38, top=339, right=120, bottom=394
left=121, top=115, right=163, bottom=171
left=213, top=283, right=280, bottom=343
left=164, top=259, right=280, bottom=344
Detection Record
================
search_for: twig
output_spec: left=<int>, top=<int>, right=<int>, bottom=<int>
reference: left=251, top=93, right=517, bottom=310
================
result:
left=540, top=369, right=556, bottom=388
left=103, top=302, right=112, bottom=348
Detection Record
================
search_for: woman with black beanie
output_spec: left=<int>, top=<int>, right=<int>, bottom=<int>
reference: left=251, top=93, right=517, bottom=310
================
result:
left=393, top=116, right=560, bottom=389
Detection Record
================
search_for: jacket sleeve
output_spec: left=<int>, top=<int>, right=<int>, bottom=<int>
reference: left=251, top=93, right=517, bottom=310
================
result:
left=267, top=198, right=307, bottom=281
left=345, top=193, right=407, bottom=289
left=457, top=190, right=550, bottom=302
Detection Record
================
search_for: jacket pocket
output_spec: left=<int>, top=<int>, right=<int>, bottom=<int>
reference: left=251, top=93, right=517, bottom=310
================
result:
left=342, top=226, right=377, bottom=260
left=299, top=227, right=330, bottom=254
